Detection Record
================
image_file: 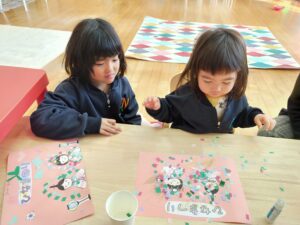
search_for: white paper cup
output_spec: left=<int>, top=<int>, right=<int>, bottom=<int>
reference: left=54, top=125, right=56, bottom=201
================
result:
left=105, top=190, right=138, bottom=225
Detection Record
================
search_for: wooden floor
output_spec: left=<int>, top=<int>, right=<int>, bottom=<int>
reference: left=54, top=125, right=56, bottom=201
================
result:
left=1, top=0, right=300, bottom=135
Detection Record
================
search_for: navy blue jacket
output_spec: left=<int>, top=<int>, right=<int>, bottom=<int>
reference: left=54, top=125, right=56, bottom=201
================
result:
left=280, top=73, right=300, bottom=139
left=288, top=74, right=300, bottom=138
left=146, top=83, right=263, bottom=134
left=30, top=76, right=141, bottom=139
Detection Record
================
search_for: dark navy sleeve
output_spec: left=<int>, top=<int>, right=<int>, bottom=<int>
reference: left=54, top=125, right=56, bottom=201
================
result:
left=118, top=77, right=141, bottom=125
left=288, top=74, right=300, bottom=139
left=30, top=81, right=101, bottom=139
left=232, top=96, right=263, bottom=128
left=146, top=97, right=175, bottom=123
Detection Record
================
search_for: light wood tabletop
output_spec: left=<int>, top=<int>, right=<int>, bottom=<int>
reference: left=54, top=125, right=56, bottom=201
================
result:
left=0, top=118, right=299, bottom=225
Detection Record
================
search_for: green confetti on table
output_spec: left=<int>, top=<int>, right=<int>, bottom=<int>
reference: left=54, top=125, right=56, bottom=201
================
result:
left=126, top=212, right=132, bottom=217
left=279, top=187, right=285, bottom=192
left=269, top=151, right=274, bottom=154
left=185, top=223, right=190, bottom=225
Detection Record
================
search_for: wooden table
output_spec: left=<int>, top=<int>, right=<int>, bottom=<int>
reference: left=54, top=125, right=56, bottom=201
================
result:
left=0, top=65, right=49, bottom=142
left=0, top=118, right=299, bottom=225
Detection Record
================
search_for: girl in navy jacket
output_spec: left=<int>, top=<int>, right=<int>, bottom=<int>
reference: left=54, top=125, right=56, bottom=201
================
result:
left=30, top=18, right=141, bottom=139
left=144, top=28, right=275, bottom=134
left=258, top=73, right=300, bottom=139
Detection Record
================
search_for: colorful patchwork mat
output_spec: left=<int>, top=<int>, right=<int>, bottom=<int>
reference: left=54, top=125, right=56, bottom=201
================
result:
left=126, top=17, right=300, bottom=69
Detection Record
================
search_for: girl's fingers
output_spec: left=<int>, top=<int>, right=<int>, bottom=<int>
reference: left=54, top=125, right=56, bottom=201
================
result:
left=256, top=118, right=262, bottom=129
left=100, top=129, right=112, bottom=136
left=263, top=119, right=271, bottom=131
left=103, top=124, right=121, bottom=134
left=106, top=119, right=116, bottom=125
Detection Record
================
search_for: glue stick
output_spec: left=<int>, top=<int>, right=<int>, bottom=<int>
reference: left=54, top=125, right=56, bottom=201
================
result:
left=266, top=199, right=284, bottom=224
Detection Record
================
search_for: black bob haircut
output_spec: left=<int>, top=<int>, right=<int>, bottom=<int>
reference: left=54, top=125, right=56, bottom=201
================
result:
left=64, top=18, right=127, bottom=83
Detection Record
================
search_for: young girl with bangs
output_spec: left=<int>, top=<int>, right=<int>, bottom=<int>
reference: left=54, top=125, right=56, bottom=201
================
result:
left=30, top=18, right=141, bottom=139
left=144, top=28, right=276, bottom=134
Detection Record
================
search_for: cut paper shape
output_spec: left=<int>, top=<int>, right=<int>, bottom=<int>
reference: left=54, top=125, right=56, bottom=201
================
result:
left=32, top=157, right=44, bottom=180
left=1, top=141, right=94, bottom=225
left=126, top=16, right=300, bottom=69
left=67, top=194, right=91, bottom=211
left=136, top=152, right=251, bottom=224
left=6, top=166, right=22, bottom=182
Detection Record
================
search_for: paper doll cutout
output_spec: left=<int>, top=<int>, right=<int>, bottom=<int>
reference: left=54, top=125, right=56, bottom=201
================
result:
left=50, top=169, right=87, bottom=190
left=166, top=178, right=183, bottom=192
left=51, top=146, right=82, bottom=167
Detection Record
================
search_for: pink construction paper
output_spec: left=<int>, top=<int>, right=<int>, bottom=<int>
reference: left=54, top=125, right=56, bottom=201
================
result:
left=1, top=140, right=94, bottom=225
left=136, top=152, right=251, bottom=224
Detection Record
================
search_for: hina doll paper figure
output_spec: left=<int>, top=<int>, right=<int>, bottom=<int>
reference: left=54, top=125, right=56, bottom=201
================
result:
left=50, top=169, right=87, bottom=190
left=51, top=146, right=83, bottom=166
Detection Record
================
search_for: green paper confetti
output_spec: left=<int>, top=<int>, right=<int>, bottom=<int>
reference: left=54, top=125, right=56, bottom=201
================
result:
left=155, top=187, right=161, bottom=193
left=219, top=180, right=225, bottom=187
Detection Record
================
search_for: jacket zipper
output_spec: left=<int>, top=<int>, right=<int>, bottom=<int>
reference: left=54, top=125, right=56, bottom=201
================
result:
left=106, top=93, right=111, bottom=108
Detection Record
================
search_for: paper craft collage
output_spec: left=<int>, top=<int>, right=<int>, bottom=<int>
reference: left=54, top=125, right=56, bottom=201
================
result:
left=1, top=140, right=94, bottom=225
left=136, top=152, right=251, bottom=224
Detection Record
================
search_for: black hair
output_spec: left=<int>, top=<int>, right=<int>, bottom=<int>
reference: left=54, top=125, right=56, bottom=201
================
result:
left=64, top=18, right=127, bottom=83
left=50, top=179, right=67, bottom=190
left=177, top=28, right=248, bottom=99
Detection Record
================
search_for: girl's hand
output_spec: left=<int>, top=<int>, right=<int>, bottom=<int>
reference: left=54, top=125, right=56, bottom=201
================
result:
left=143, top=96, right=161, bottom=110
left=99, top=118, right=122, bottom=136
left=254, top=114, right=276, bottom=131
